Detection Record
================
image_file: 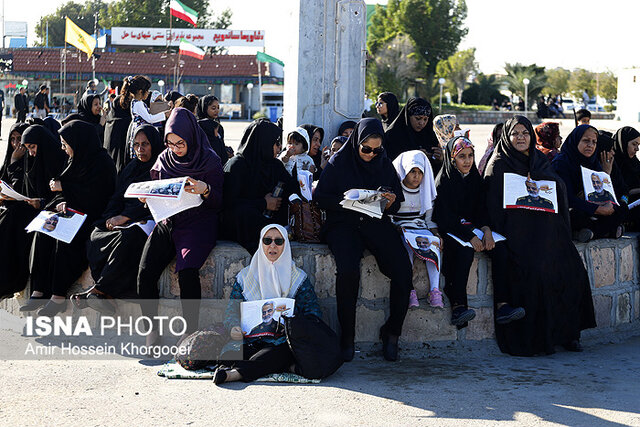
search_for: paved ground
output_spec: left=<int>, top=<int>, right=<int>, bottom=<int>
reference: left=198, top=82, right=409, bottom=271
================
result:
left=0, top=329, right=638, bottom=426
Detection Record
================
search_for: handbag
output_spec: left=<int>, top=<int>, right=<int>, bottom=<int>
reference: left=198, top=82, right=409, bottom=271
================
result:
left=175, top=324, right=228, bottom=370
left=289, top=201, right=326, bottom=243
left=283, top=314, right=343, bottom=379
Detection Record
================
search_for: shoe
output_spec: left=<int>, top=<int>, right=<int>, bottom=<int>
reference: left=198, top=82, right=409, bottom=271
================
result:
left=85, top=293, right=116, bottom=316
left=408, top=289, right=419, bottom=308
left=379, top=326, right=399, bottom=362
left=614, top=225, right=624, bottom=239
left=563, top=340, right=583, bottom=352
left=495, top=304, right=525, bottom=324
left=574, top=228, right=594, bottom=243
left=428, top=288, right=444, bottom=308
left=37, top=300, right=68, bottom=317
left=19, top=296, right=49, bottom=312
left=213, top=366, right=231, bottom=385
left=451, top=306, right=476, bottom=326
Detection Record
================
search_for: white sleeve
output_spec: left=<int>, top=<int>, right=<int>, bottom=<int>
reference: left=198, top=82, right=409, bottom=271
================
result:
left=424, top=208, right=437, bottom=229
left=132, top=101, right=165, bottom=124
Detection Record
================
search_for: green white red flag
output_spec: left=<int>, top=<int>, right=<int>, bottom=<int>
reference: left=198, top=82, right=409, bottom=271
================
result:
left=179, top=38, right=205, bottom=60
left=170, top=0, right=198, bottom=27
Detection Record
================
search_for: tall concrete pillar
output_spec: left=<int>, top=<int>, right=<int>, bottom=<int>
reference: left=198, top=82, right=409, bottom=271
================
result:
left=282, top=0, right=367, bottom=140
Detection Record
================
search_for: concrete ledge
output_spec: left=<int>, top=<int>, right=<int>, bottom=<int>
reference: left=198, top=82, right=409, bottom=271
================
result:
left=3, top=234, right=639, bottom=348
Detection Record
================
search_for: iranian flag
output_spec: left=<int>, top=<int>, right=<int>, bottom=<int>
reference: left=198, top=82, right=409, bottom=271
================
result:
left=170, top=0, right=198, bottom=27
left=179, top=38, right=205, bottom=60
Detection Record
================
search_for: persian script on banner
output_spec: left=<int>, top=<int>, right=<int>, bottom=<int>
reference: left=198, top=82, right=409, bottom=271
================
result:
left=240, top=298, right=295, bottom=339
left=503, top=173, right=558, bottom=214
left=111, top=27, right=265, bottom=47
left=580, top=166, right=619, bottom=206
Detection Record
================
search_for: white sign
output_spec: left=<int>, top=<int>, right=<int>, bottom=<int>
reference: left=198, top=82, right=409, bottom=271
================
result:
left=111, top=27, right=265, bottom=47
left=581, top=166, right=619, bottom=206
left=5, top=21, right=27, bottom=38
left=402, top=229, right=440, bottom=270
left=124, top=177, right=203, bottom=222
left=503, top=173, right=558, bottom=214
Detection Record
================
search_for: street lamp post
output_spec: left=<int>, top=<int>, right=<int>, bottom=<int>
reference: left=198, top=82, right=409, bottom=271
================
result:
left=438, top=78, right=446, bottom=112
left=157, top=79, right=165, bottom=97
left=523, top=78, right=530, bottom=116
left=247, top=82, right=254, bottom=119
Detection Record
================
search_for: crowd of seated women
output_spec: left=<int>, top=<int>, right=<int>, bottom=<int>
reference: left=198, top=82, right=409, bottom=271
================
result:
left=4, top=86, right=639, bottom=380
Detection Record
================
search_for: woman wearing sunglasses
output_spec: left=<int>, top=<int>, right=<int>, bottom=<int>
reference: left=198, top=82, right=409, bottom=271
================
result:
left=214, top=224, right=322, bottom=385
left=137, top=108, right=224, bottom=345
left=315, top=118, right=412, bottom=362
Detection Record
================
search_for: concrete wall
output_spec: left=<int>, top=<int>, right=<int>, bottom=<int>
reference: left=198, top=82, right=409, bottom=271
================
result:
left=446, top=110, right=615, bottom=125
left=282, top=0, right=367, bottom=138
left=3, top=235, right=638, bottom=348
left=616, top=68, right=640, bottom=122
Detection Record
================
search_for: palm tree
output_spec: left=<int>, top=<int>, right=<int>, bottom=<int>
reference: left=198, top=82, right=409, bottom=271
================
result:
left=503, top=63, right=547, bottom=105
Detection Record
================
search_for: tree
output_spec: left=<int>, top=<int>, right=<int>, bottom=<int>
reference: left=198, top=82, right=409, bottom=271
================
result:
left=568, top=68, right=595, bottom=99
left=35, top=0, right=232, bottom=53
left=436, top=48, right=477, bottom=103
left=35, top=1, right=108, bottom=47
left=543, top=68, right=570, bottom=96
left=599, top=71, right=617, bottom=101
left=461, top=73, right=506, bottom=105
left=366, top=0, right=468, bottom=99
left=503, top=63, right=547, bottom=105
left=366, top=34, right=422, bottom=100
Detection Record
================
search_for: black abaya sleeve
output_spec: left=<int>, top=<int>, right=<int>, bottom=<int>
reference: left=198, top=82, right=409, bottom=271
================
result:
left=314, top=163, right=347, bottom=212
left=223, top=158, right=268, bottom=213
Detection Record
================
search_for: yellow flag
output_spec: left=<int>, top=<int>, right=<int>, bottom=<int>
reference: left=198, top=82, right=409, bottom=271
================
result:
left=65, top=17, right=95, bottom=58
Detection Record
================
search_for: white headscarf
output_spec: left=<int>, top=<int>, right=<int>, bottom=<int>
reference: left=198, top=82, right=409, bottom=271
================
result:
left=150, top=90, right=163, bottom=102
left=392, top=150, right=437, bottom=214
left=288, top=127, right=310, bottom=153
left=237, top=224, right=307, bottom=301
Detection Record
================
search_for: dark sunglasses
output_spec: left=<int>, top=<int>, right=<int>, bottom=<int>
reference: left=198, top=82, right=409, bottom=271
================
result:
left=360, top=145, right=384, bottom=155
left=262, top=237, right=285, bottom=246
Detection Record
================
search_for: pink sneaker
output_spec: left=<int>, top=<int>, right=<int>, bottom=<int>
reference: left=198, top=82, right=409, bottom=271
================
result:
left=409, top=289, right=419, bottom=308
left=428, top=288, right=444, bottom=308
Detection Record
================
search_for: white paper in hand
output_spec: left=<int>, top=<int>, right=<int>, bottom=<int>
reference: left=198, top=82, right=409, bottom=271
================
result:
left=25, top=208, right=87, bottom=244
left=0, top=180, right=30, bottom=201
left=146, top=192, right=203, bottom=222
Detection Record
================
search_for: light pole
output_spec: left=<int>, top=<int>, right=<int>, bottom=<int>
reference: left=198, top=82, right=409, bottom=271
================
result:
left=157, top=79, right=165, bottom=97
left=438, top=78, right=446, bottom=112
left=523, top=78, right=530, bottom=115
left=247, top=82, right=254, bottom=119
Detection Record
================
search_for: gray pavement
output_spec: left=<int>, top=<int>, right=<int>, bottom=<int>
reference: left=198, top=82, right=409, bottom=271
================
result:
left=0, top=331, right=638, bottom=426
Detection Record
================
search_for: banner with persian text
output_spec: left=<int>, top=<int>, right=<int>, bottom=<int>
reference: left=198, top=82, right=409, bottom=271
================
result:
left=111, top=27, right=265, bottom=47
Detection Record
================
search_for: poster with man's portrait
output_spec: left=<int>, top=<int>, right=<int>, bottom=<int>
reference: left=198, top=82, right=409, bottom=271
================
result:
left=25, top=209, right=87, bottom=244
left=240, top=298, right=295, bottom=339
left=402, top=229, right=440, bottom=270
left=581, top=166, right=618, bottom=206
left=503, top=173, right=558, bottom=213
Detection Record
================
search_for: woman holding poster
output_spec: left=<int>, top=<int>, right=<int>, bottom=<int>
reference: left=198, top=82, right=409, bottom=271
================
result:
left=552, top=124, right=627, bottom=241
left=0, top=125, right=66, bottom=299
left=485, top=115, right=595, bottom=356
left=21, top=120, right=116, bottom=316
left=215, top=224, right=322, bottom=385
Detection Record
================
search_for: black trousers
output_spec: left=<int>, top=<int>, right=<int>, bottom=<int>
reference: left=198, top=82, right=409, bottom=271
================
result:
left=87, top=226, right=148, bottom=299
left=17, top=111, right=26, bottom=122
left=29, top=223, right=91, bottom=297
left=570, top=207, right=626, bottom=238
left=224, top=342, right=295, bottom=382
left=137, top=221, right=202, bottom=334
left=325, top=218, right=412, bottom=342
left=442, top=237, right=510, bottom=307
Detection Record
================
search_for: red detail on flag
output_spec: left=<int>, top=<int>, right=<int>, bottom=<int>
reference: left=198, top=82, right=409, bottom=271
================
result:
left=171, top=9, right=197, bottom=27
left=179, top=48, right=204, bottom=60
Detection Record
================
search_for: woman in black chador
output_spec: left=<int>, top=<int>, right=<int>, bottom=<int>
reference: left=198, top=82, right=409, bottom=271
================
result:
left=384, top=97, right=442, bottom=172
left=20, top=120, right=116, bottom=316
left=315, top=118, right=412, bottom=362
left=0, top=125, right=66, bottom=298
left=222, top=119, right=297, bottom=254
left=103, top=93, right=133, bottom=172
left=484, top=115, right=596, bottom=355
left=74, top=125, right=164, bottom=314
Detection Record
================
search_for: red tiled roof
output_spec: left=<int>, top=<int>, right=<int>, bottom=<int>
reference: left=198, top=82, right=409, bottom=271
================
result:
left=9, top=48, right=269, bottom=80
